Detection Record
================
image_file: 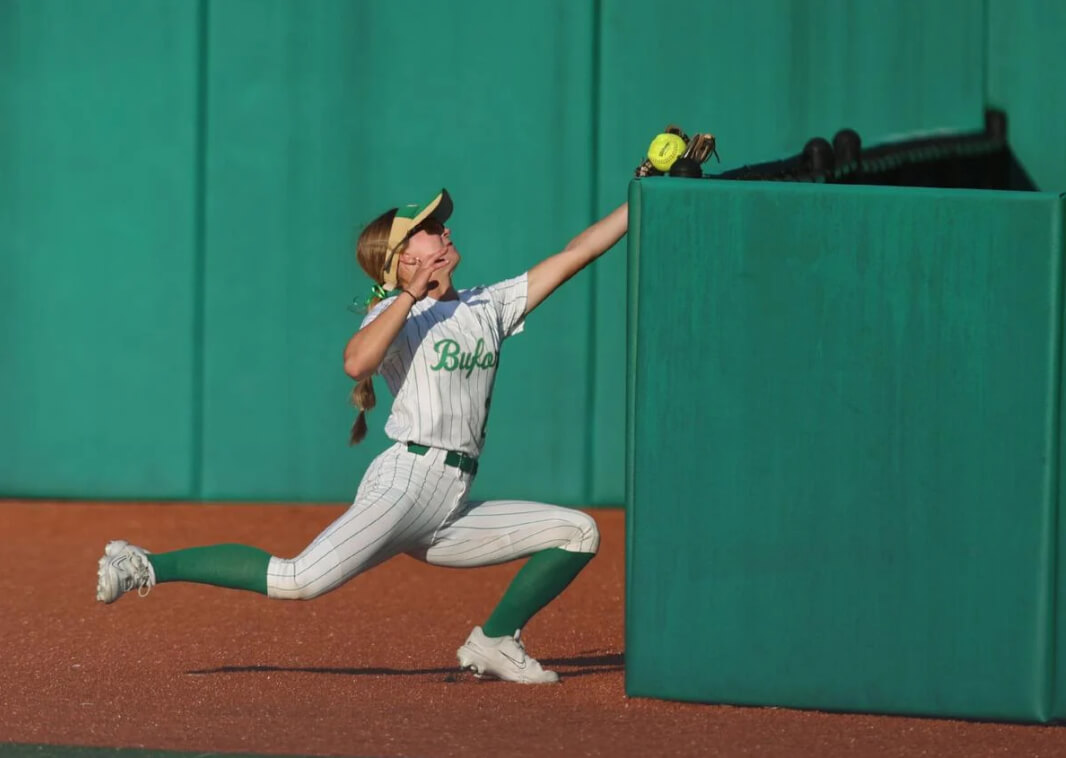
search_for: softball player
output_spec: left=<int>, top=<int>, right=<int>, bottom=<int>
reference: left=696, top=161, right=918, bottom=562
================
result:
left=96, top=188, right=628, bottom=684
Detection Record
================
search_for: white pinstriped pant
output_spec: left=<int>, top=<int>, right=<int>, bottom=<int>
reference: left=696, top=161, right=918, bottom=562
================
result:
left=266, top=442, right=600, bottom=599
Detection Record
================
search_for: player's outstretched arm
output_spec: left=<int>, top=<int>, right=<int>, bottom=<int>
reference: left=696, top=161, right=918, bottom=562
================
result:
left=525, top=202, right=628, bottom=315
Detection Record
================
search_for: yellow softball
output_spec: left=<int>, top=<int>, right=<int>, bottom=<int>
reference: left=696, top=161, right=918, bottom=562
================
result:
left=647, top=133, right=687, bottom=171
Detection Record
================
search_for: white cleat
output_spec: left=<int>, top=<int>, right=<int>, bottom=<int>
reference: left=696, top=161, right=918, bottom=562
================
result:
left=96, top=540, right=156, bottom=604
left=456, top=626, right=560, bottom=684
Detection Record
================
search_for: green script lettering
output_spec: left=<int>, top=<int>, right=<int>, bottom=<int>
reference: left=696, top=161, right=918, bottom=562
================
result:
left=431, top=338, right=497, bottom=376
left=431, top=339, right=461, bottom=371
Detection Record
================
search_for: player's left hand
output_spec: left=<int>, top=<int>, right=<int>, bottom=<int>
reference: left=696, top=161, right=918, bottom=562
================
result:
left=399, top=249, right=451, bottom=300
left=634, top=125, right=719, bottom=177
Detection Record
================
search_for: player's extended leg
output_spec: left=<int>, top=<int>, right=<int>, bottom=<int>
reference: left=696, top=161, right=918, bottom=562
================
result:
left=95, top=539, right=269, bottom=602
left=96, top=444, right=467, bottom=603
left=412, top=499, right=599, bottom=683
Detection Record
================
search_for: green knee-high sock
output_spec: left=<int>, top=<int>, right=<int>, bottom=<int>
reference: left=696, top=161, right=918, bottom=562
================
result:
left=482, top=547, right=595, bottom=638
left=148, top=544, right=271, bottom=595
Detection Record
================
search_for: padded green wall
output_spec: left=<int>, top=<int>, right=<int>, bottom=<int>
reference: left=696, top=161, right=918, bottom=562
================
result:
left=987, top=0, right=1066, bottom=192
left=591, top=0, right=987, bottom=502
left=626, top=179, right=1066, bottom=721
left=0, top=0, right=599, bottom=504
left=1054, top=197, right=1066, bottom=721
left=5, top=0, right=1053, bottom=505
left=197, top=0, right=597, bottom=502
left=0, top=0, right=200, bottom=497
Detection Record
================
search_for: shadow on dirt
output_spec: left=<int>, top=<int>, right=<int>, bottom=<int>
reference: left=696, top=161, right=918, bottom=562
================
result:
left=186, top=652, right=624, bottom=679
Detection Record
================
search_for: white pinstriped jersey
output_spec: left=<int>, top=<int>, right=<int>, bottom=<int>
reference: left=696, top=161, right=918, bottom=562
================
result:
left=360, top=273, right=528, bottom=458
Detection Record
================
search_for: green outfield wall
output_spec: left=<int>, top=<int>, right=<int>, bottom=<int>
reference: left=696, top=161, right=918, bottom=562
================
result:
left=2, top=0, right=1062, bottom=504
left=0, top=2, right=201, bottom=498
left=987, top=0, right=1066, bottom=195
left=625, top=178, right=1066, bottom=721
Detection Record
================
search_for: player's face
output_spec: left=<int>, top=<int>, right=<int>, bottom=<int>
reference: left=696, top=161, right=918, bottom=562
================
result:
left=400, top=218, right=461, bottom=279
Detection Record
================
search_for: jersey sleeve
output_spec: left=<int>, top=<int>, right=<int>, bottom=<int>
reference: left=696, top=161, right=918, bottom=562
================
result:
left=359, top=298, right=395, bottom=329
left=357, top=297, right=402, bottom=374
left=484, top=273, right=529, bottom=338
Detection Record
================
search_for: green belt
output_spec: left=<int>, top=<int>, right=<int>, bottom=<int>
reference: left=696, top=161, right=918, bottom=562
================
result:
left=407, top=442, right=479, bottom=475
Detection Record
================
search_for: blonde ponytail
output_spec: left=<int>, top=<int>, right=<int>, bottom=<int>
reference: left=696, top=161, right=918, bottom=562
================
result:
left=348, top=290, right=384, bottom=446
left=349, top=207, right=404, bottom=445
left=349, top=375, right=376, bottom=445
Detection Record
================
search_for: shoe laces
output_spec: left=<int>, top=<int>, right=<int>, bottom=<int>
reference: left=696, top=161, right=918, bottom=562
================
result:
left=127, top=552, right=154, bottom=597
left=506, top=630, right=529, bottom=662
left=507, top=629, right=555, bottom=680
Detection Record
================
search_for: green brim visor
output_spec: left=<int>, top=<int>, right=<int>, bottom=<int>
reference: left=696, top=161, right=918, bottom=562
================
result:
left=381, top=188, right=453, bottom=287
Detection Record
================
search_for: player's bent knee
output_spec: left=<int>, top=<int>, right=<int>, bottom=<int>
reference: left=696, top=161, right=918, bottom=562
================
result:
left=567, top=510, right=600, bottom=555
left=266, top=559, right=331, bottom=600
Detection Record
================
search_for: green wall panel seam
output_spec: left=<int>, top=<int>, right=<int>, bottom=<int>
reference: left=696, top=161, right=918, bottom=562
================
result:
left=584, top=0, right=603, bottom=506
left=623, top=180, right=643, bottom=697
left=981, top=0, right=990, bottom=111
left=1049, top=195, right=1066, bottom=717
left=190, top=0, right=209, bottom=500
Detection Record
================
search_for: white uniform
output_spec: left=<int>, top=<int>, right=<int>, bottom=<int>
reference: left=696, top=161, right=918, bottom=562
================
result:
left=266, top=274, right=599, bottom=599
